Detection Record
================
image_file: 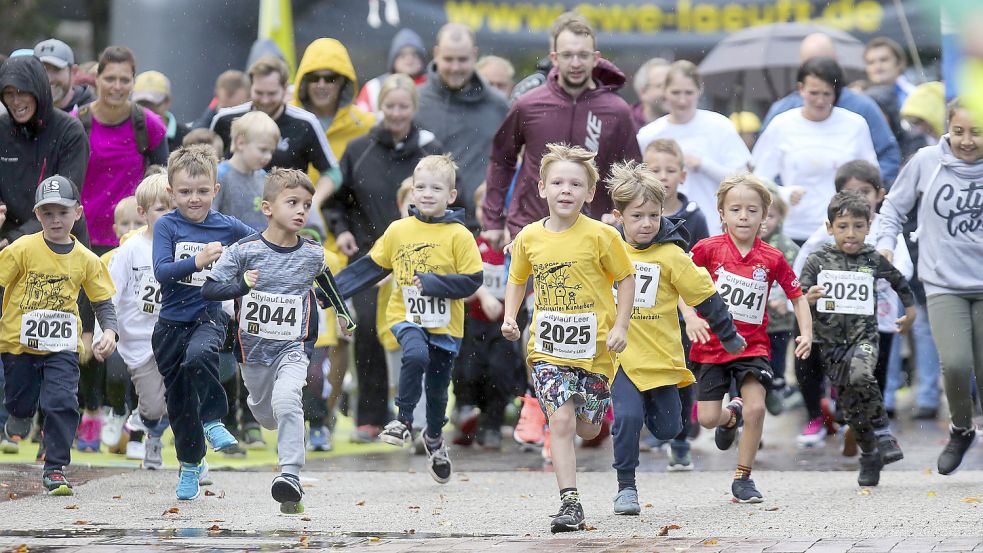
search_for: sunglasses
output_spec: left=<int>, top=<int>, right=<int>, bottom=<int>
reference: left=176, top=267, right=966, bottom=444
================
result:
left=305, top=72, right=344, bottom=85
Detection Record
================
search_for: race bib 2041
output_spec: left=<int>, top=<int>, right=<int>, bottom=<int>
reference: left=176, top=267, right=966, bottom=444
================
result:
left=716, top=269, right=768, bottom=324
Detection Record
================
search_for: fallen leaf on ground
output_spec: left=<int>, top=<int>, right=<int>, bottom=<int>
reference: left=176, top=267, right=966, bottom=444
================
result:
left=961, top=497, right=981, bottom=503
left=356, top=500, right=366, bottom=506
left=458, top=475, right=470, bottom=481
left=64, top=504, right=79, bottom=509
left=7, top=493, right=16, bottom=500
left=408, top=505, right=420, bottom=509
left=162, top=507, right=180, bottom=515
left=765, top=507, right=780, bottom=512
left=73, top=520, right=88, bottom=525
left=923, top=468, right=933, bottom=475
left=702, top=539, right=719, bottom=545
left=14, top=544, right=27, bottom=553
left=112, top=495, right=122, bottom=500
left=585, top=525, right=597, bottom=531
left=658, top=524, right=681, bottom=536
left=857, top=488, right=871, bottom=496
left=407, top=529, right=415, bottom=534
left=204, top=489, right=216, bottom=497
left=208, top=525, right=221, bottom=531
left=301, top=516, right=311, bottom=521
left=299, top=535, right=309, bottom=547
left=208, top=519, right=224, bottom=522
left=369, top=537, right=380, bottom=542
left=644, top=503, right=653, bottom=508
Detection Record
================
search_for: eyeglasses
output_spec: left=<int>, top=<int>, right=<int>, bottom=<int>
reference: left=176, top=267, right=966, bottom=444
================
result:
left=305, top=72, right=343, bottom=85
left=554, top=51, right=595, bottom=63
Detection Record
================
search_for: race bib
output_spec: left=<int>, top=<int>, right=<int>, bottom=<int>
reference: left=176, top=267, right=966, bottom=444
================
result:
left=716, top=270, right=768, bottom=324
left=137, top=272, right=162, bottom=315
left=483, top=262, right=506, bottom=301
left=175, top=242, right=214, bottom=287
left=402, top=286, right=450, bottom=328
left=20, top=310, right=77, bottom=352
left=533, top=311, right=597, bottom=360
left=628, top=262, right=660, bottom=308
left=240, top=290, right=304, bottom=340
left=818, top=270, right=874, bottom=315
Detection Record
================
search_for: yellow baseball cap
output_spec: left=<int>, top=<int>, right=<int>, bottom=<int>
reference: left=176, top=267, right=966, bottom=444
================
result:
left=132, top=70, right=171, bottom=104
left=900, top=82, right=945, bottom=137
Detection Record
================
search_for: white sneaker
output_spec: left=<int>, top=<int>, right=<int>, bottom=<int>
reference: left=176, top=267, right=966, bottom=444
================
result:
left=126, top=440, right=145, bottom=461
left=144, top=437, right=163, bottom=470
left=100, top=408, right=129, bottom=451
left=125, top=411, right=149, bottom=434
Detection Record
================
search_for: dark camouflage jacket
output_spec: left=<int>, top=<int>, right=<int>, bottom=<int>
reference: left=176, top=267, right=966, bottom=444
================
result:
left=800, top=243, right=915, bottom=345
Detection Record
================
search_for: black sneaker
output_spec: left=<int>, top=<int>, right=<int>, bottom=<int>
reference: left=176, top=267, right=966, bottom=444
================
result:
left=5, top=416, right=31, bottom=442
left=715, top=398, right=743, bottom=451
left=550, top=499, right=586, bottom=533
left=731, top=478, right=763, bottom=503
left=877, top=434, right=904, bottom=465
left=271, top=473, right=304, bottom=504
left=858, top=451, right=882, bottom=487
left=424, top=438, right=452, bottom=484
left=380, top=420, right=412, bottom=447
left=42, top=469, right=74, bottom=496
left=765, top=379, right=785, bottom=416
left=938, top=426, right=976, bottom=475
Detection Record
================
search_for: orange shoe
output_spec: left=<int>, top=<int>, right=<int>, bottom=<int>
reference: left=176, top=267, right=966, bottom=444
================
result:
left=581, top=406, right=613, bottom=448
left=541, top=427, right=552, bottom=464
left=513, top=395, right=545, bottom=450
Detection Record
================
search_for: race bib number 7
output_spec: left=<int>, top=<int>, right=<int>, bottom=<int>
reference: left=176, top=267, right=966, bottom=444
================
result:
left=20, top=310, right=77, bottom=352
left=534, top=311, right=597, bottom=360
left=240, top=291, right=303, bottom=340
left=175, top=242, right=213, bottom=287
left=402, top=286, right=450, bottom=328
left=818, top=270, right=874, bottom=315
left=716, top=270, right=768, bottom=325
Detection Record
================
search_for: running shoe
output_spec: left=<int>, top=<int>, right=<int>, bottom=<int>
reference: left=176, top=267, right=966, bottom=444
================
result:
left=796, top=417, right=828, bottom=448
left=271, top=473, right=304, bottom=504
left=350, top=424, right=381, bottom=444
left=451, top=405, right=478, bottom=446
left=731, top=478, right=763, bottom=503
left=100, top=408, right=129, bottom=453
left=176, top=461, right=202, bottom=500
left=203, top=420, right=239, bottom=452
left=550, top=499, right=586, bottom=533
left=424, top=438, right=452, bottom=484
left=858, top=451, right=882, bottom=487
left=42, top=469, right=73, bottom=496
left=380, top=420, right=412, bottom=447
left=938, top=425, right=976, bottom=475
left=144, top=436, right=163, bottom=470
left=613, top=488, right=640, bottom=515
left=125, top=439, right=145, bottom=461
left=307, top=425, right=333, bottom=452
left=513, top=394, right=546, bottom=450
left=242, top=424, right=267, bottom=450
left=715, top=397, right=743, bottom=451
left=877, top=433, right=904, bottom=465
left=667, top=446, right=694, bottom=472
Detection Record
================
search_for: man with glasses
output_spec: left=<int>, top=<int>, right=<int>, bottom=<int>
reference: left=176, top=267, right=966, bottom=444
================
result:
left=416, top=23, right=509, bottom=227
left=481, top=12, right=641, bottom=249
left=210, top=55, right=339, bottom=207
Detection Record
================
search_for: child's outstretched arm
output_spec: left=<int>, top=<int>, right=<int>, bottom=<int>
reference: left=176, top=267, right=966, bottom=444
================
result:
left=414, top=271, right=483, bottom=299
left=501, top=281, right=525, bottom=342
left=690, top=293, right=746, bottom=354
left=791, top=295, right=813, bottom=359
left=314, top=268, right=357, bottom=334
left=608, top=274, right=634, bottom=353
left=201, top=245, right=252, bottom=301
left=334, top=255, right=391, bottom=299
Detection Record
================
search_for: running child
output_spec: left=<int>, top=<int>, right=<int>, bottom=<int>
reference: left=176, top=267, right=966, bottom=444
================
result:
left=606, top=160, right=744, bottom=516
left=502, top=144, right=635, bottom=533
left=106, top=175, right=173, bottom=469
left=689, top=174, right=812, bottom=503
left=203, top=168, right=354, bottom=513
left=335, top=155, right=483, bottom=484
left=0, top=175, right=119, bottom=495
left=152, top=145, right=254, bottom=500
left=799, top=191, right=914, bottom=487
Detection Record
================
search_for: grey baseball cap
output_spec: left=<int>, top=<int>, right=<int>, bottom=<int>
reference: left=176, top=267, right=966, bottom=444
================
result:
left=34, top=175, right=80, bottom=210
left=33, top=39, right=75, bottom=69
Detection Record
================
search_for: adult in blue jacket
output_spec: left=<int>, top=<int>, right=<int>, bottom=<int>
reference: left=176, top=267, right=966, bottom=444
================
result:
left=760, top=33, right=901, bottom=184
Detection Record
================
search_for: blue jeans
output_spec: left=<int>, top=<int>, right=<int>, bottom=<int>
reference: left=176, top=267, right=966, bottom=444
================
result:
left=611, top=367, right=682, bottom=477
left=394, top=326, right=455, bottom=440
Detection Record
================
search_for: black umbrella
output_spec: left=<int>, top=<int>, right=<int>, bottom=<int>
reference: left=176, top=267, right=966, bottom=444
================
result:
left=698, top=22, right=866, bottom=110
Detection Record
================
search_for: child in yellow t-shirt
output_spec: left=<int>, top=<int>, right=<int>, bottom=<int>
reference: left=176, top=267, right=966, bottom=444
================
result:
left=335, top=155, right=483, bottom=484
left=0, top=176, right=118, bottom=495
left=501, top=144, right=635, bottom=534
left=605, top=161, right=744, bottom=516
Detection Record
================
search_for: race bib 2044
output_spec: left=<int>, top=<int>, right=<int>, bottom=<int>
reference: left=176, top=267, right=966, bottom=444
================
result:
left=240, top=290, right=304, bottom=340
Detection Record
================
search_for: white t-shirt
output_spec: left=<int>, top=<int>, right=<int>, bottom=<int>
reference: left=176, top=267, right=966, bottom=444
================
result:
left=107, top=233, right=160, bottom=367
left=751, top=107, right=878, bottom=241
left=637, top=109, right=752, bottom=234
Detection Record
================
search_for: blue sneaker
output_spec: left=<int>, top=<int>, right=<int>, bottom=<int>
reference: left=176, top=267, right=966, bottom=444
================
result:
left=176, top=461, right=202, bottom=500
left=203, top=420, right=238, bottom=452
left=307, top=425, right=332, bottom=452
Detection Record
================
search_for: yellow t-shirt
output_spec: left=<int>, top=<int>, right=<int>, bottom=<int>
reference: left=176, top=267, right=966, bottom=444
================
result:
left=616, top=240, right=716, bottom=391
left=369, top=216, right=482, bottom=339
left=508, top=215, right=634, bottom=380
left=99, top=248, right=116, bottom=269
left=0, top=233, right=116, bottom=355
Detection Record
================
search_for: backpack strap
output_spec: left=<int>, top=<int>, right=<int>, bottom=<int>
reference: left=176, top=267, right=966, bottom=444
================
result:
left=130, top=104, right=150, bottom=157
left=77, top=104, right=93, bottom=136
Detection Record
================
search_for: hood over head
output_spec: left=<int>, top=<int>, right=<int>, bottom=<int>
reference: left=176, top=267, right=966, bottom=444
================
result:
left=938, top=135, right=983, bottom=180
left=294, top=38, right=359, bottom=112
left=387, top=28, right=427, bottom=77
left=0, top=55, right=53, bottom=135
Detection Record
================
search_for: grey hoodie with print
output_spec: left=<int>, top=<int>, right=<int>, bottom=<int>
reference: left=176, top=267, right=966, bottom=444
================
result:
left=877, top=137, right=983, bottom=296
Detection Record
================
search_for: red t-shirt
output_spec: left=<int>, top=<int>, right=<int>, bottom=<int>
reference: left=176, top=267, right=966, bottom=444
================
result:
left=468, top=236, right=506, bottom=322
left=689, top=234, right=802, bottom=364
